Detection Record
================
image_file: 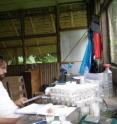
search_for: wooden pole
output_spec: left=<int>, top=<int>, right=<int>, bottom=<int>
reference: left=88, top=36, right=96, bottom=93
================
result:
left=55, top=5, right=61, bottom=62
left=20, top=11, right=26, bottom=64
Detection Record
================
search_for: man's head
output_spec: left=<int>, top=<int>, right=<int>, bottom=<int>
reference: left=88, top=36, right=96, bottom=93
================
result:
left=0, top=56, right=7, bottom=80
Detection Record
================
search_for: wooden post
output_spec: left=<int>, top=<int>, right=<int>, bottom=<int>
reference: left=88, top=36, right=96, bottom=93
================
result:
left=20, top=11, right=26, bottom=64
left=55, top=5, right=61, bottom=62
left=101, top=11, right=110, bottom=63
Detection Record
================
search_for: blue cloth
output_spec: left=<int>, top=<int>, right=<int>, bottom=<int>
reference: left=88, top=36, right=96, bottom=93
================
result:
left=79, top=31, right=93, bottom=75
left=111, top=119, right=117, bottom=124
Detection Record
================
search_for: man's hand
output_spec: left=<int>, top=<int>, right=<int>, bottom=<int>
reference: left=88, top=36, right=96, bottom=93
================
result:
left=15, top=97, right=28, bottom=107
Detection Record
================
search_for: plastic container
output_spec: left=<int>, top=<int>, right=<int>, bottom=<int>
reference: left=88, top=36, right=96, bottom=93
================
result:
left=103, top=64, right=113, bottom=98
left=79, top=115, right=100, bottom=124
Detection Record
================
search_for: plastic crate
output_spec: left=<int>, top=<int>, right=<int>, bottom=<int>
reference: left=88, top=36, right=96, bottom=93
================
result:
left=79, top=116, right=100, bottom=124
left=111, top=119, right=117, bottom=124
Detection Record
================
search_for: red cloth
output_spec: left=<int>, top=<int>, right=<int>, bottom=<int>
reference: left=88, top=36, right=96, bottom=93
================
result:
left=93, top=32, right=101, bottom=59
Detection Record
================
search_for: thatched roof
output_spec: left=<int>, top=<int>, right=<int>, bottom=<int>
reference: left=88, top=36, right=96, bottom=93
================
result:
left=0, top=0, right=88, bottom=62
left=0, top=0, right=86, bottom=12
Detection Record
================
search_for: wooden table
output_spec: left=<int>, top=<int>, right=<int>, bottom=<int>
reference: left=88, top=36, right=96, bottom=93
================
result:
left=16, top=104, right=79, bottom=124
left=16, top=115, right=45, bottom=124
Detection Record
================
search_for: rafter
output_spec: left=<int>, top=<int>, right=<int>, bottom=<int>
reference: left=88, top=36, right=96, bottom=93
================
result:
left=50, top=14, right=56, bottom=32
left=29, top=16, right=41, bottom=55
left=70, top=6, right=74, bottom=27
left=29, top=16, right=36, bottom=33
left=0, top=32, right=56, bottom=41
left=0, top=43, right=56, bottom=49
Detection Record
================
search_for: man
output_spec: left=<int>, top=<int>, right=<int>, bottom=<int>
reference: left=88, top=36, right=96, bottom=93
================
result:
left=0, top=55, right=27, bottom=124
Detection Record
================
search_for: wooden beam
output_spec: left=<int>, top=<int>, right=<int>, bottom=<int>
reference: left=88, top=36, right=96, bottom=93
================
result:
left=50, top=14, right=56, bottom=32
left=0, top=2, right=87, bottom=20
left=24, top=6, right=55, bottom=17
left=55, top=5, right=61, bottom=62
left=29, top=16, right=36, bottom=33
left=86, top=0, right=94, bottom=28
left=20, top=11, right=26, bottom=64
left=95, top=0, right=100, bottom=15
left=58, top=1, right=86, bottom=5
left=101, top=0, right=113, bottom=11
left=24, top=11, right=54, bottom=17
left=0, top=43, right=56, bottom=49
left=0, top=7, right=55, bottom=20
left=59, top=6, right=87, bottom=13
left=0, top=36, right=20, bottom=41
left=0, top=33, right=56, bottom=41
left=29, top=16, right=41, bottom=55
left=70, top=6, right=74, bottom=27
left=101, top=11, right=110, bottom=63
left=24, top=33, right=56, bottom=39
left=0, top=11, right=18, bottom=20
left=60, top=26, right=88, bottom=31
left=0, top=8, right=87, bottom=21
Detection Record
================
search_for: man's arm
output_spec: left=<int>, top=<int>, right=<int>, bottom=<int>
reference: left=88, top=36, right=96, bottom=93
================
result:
left=0, top=97, right=27, bottom=124
left=0, top=117, right=19, bottom=124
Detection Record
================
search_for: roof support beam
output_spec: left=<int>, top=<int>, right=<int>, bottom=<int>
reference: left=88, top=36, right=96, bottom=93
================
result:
left=50, top=14, right=56, bottom=32
left=58, top=1, right=85, bottom=5
left=0, top=36, right=20, bottom=41
left=86, top=0, right=94, bottom=27
left=0, top=2, right=86, bottom=20
left=0, top=43, right=56, bottom=49
left=29, top=16, right=41, bottom=55
left=0, top=33, right=56, bottom=42
left=60, top=26, right=87, bottom=31
left=101, top=0, right=112, bottom=11
left=55, top=5, right=61, bottom=62
left=20, top=11, right=26, bottom=64
left=29, top=17, right=36, bottom=33
left=24, top=33, right=56, bottom=39
left=70, top=6, right=74, bottom=27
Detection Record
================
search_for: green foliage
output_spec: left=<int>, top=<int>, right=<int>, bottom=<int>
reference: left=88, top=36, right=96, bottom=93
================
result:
left=35, top=54, right=57, bottom=63
left=8, top=54, right=57, bottom=65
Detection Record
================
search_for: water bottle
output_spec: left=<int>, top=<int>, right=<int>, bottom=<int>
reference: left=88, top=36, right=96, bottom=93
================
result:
left=84, top=66, right=89, bottom=74
left=84, top=66, right=89, bottom=80
left=103, top=64, right=113, bottom=98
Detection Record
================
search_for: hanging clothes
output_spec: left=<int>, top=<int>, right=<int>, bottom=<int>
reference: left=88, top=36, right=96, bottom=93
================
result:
left=93, top=32, right=101, bottom=60
left=79, top=31, right=93, bottom=75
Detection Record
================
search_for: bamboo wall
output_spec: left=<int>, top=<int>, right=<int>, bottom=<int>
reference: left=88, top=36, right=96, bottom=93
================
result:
left=7, top=63, right=60, bottom=95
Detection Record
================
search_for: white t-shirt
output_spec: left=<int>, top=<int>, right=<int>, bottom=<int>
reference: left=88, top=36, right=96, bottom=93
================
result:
left=0, top=81, right=18, bottom=117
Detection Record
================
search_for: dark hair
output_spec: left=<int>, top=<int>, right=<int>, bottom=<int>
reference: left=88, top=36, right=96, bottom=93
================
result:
left=0, top=55, right=5, bottom=60
left=0, top=55, right=6, bottom=66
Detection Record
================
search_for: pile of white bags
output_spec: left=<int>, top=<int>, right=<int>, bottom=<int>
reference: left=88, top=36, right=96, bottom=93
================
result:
left=45, top=82, right=99, bottom=107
